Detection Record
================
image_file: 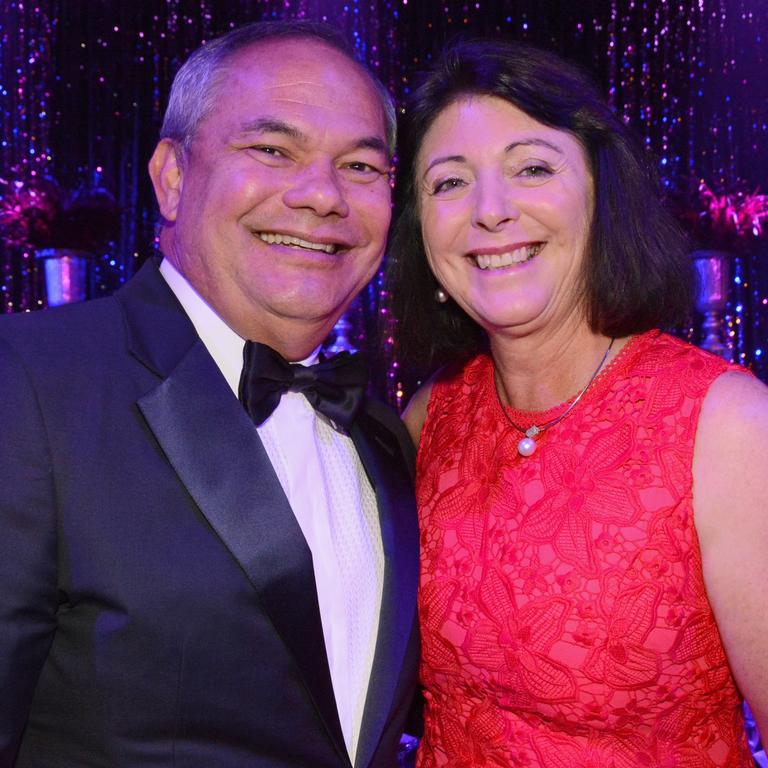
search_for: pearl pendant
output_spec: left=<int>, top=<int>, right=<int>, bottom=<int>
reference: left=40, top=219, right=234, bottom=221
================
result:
left=517, top=436, right=537, bottom=457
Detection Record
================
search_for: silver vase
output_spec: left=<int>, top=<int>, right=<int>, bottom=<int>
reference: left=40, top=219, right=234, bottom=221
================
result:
left=692, top=250, right=731, bottom=360
left=326, top=312, right=357, bottom=354
left=35, top=248, right=92, bottom=306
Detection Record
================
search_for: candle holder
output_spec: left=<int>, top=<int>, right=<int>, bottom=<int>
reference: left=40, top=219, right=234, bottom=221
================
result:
left=35, top=248, right=93, bottom=306
left=692, top=250, right=731, bottom=360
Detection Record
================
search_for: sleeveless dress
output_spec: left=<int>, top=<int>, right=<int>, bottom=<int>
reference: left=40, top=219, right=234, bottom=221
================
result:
left=416, top=331, right=753, bottom=768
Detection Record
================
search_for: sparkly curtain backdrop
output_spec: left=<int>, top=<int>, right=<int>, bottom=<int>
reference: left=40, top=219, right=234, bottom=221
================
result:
left=0, top=0, right=53, bottom=311
left=1, top=0, right=767, bottom=400
left=385, top=0, right=768, bottom=404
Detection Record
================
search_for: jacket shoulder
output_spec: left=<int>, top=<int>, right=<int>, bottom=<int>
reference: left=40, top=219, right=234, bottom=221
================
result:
left=362, top=396, right=416, bottom=478
left=0, top=295, right=123, bottom=353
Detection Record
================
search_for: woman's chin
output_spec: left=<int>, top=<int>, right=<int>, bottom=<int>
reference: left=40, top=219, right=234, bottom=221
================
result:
left=465, top=302, right=553, bottom=337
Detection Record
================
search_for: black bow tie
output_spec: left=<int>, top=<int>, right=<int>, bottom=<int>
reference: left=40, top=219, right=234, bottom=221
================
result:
left=238, top=341, right=368, bottom=431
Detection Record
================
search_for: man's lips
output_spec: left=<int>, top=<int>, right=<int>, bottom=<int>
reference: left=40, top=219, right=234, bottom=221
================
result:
left=254, top=230, right=351, bottom=255
left=467, top=242, right=544, bottom=270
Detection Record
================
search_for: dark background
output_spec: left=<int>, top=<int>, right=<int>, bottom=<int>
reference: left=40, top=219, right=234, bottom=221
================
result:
left=2, top=0, right=767, bottom=402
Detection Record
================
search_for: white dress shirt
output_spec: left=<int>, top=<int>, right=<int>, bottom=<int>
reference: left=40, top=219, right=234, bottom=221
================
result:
left=159, top=259, right=384, bottom=762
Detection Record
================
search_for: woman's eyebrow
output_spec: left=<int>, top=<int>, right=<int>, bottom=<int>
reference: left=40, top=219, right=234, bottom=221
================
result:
left=424, top=154, right=466, bottom=175
left=423, top=138, right=565, bottom=176
left=504, top=138, right=564, bottom=154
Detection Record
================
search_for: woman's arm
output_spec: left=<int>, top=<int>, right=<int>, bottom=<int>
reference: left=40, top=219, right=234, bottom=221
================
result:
left=693, top=370, right=768, bottom=735
left=402, top=382, right=434, bottom=446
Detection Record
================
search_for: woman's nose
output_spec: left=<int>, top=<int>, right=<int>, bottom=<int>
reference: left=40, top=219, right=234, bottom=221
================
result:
left=471, top=176, right=520, bottom=232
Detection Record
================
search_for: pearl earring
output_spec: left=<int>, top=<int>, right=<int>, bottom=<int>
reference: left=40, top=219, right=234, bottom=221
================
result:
left=434, top=287, right=449, bottom=303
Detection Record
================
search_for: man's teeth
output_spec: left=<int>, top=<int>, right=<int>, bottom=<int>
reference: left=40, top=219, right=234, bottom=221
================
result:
left=258, top=232, right=337, bottom=254
left=474, top=244, right=543, bottom=269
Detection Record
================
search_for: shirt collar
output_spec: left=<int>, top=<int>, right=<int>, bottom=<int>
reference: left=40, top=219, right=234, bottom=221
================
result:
left=159, top=258, right=320, bottom=395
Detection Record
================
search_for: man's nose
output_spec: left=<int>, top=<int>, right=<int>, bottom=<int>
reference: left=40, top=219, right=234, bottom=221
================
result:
left=282, top=160, right=350, bottom=218
left=471, top=175, right=520, bottom=232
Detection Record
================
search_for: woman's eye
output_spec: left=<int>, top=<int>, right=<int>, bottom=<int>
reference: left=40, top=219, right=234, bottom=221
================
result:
left=518, top=163, right=553, bottom=178
left=431, top=177, right=467, bottom=195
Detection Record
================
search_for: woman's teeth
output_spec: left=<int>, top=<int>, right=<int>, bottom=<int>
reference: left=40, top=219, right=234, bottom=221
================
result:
left=474, top=244, right=543, bottom=269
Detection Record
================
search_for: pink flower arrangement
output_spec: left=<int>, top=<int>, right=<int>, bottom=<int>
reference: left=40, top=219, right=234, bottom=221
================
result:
left=695, top=181, right=768, bottom=251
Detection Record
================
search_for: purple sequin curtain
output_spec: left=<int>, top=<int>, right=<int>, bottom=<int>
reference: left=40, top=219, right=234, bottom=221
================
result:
left=1, top=0, right=767, bottom=400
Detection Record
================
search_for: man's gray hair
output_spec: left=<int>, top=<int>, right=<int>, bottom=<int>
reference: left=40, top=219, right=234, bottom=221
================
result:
left=160, top=20, right=397, bottom=155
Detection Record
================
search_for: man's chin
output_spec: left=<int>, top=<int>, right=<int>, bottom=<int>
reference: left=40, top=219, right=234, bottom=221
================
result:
left=257, top=292, right=351, bottom=325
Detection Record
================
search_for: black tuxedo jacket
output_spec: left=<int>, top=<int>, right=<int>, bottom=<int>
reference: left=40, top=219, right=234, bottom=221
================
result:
left=0, top=259, right=419, bottom=768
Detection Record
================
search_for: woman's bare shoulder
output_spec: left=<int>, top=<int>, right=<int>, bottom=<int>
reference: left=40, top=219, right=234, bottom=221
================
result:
left=401, top=362, right=463, bottom=446
left=402, top=380, right=435, bottom=446
left=693, top=368, right=768, bottom=733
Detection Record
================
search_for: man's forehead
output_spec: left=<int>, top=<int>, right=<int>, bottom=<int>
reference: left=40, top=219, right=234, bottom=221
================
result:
left=212, top=43, right=387, bottom=139
left=228, top=37, right=368, bottom=85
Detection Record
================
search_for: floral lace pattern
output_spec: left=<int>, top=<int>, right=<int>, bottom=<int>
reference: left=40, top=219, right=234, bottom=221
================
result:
left=416, top=331, right=753, bottom=768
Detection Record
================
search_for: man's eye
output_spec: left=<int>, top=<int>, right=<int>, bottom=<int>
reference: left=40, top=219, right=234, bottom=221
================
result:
left=345, top=161, right=383, bottom=174
left=252, top=146, right=285, bottom=158
left=431, top=177, right=466, bottom=195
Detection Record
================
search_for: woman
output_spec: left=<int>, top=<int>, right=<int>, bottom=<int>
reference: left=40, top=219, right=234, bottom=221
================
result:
left=388, top=39, right=768, bottom=766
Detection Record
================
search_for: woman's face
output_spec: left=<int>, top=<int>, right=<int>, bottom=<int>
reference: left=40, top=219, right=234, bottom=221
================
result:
left=416, top=94, right=594, bottom=338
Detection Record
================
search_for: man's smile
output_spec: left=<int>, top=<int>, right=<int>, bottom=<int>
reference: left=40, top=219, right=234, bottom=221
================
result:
left=255, top=231, right=347, bottom=255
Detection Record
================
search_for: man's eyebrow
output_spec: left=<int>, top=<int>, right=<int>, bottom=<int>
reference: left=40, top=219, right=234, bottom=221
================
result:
left=238, top=119, right=388, bottom=157
left=238, top=118, right=307, bottom=141
left=423, top=138, right=565, bottom=176
left=352, top=136, right=389, bottom=157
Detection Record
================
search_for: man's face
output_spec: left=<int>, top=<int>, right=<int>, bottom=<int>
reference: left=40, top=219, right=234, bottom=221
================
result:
left=150, top=38, right=392, bottom=356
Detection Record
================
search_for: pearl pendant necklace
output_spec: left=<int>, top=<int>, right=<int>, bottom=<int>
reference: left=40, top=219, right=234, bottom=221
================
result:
left=496, top=338, right=615, bottom=458
left=516, top=426, right=540, bottom=457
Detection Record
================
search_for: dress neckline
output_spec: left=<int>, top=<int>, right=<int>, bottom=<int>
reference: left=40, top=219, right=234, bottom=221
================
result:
left=488, top=330, right=659, bottom=429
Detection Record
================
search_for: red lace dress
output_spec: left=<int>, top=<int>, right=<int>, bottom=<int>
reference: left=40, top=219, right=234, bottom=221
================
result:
left=416, top=331, right=753, bottom=768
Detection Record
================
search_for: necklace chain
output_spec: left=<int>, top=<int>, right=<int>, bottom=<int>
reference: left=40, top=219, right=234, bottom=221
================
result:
left=495, top=338, right=615, bottom=457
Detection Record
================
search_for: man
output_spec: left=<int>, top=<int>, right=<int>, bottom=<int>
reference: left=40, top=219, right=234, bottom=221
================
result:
left=0, top=21, right=418, bottom=768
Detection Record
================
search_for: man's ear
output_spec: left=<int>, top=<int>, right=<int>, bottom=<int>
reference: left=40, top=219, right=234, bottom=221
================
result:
left=149, top=139, right=184, bottom=222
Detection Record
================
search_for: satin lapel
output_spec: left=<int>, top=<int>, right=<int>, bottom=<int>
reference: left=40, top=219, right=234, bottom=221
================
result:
left=351, top=409, right=419, bottom=768
left=137, top=341, right=346, bottom=758
left=121, top=265, right=346, bottom=759
left=116, top=258, right=199, bottom=378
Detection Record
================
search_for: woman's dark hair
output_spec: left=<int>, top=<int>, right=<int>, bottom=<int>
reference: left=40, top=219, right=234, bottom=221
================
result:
left=386, top=38, right=692, bottom=374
